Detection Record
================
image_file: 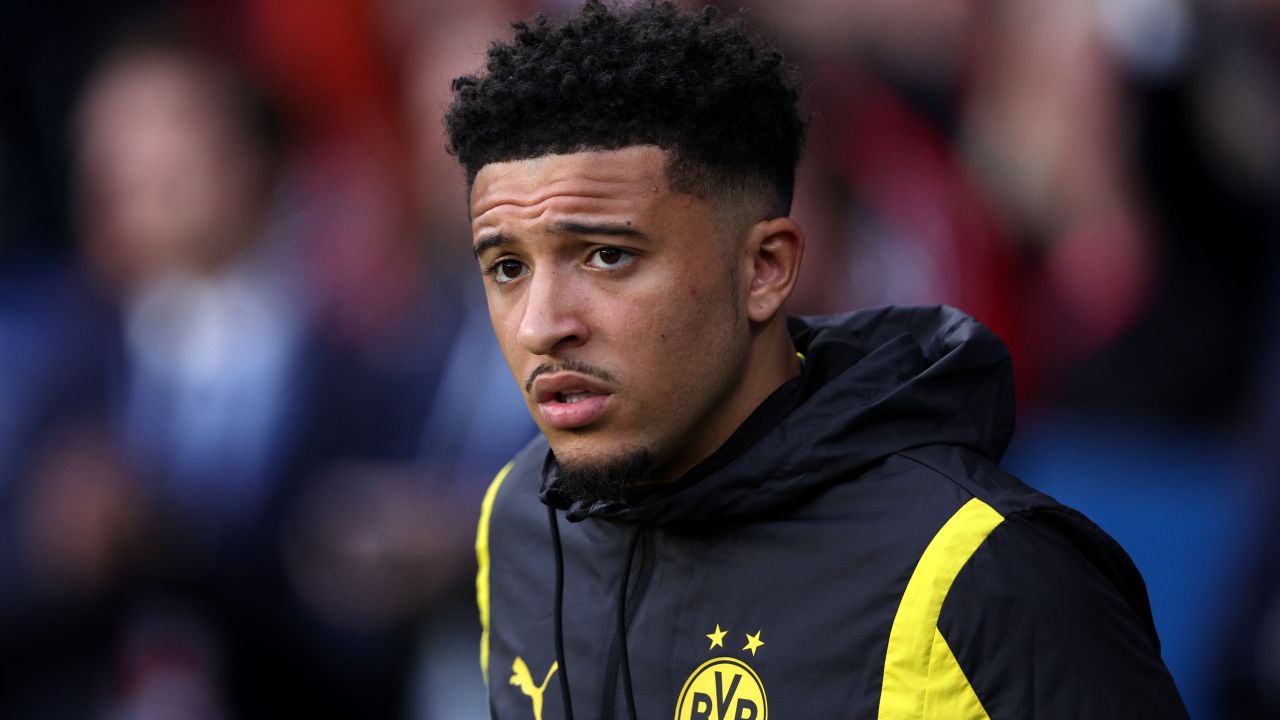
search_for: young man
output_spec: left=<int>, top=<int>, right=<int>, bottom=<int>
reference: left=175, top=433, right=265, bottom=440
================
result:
left=447, top=2, right=1188, bottom=718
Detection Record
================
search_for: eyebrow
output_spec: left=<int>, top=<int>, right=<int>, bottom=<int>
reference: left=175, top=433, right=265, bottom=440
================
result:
left=472, top=222, right=650, bottom=260
left=473, top=234, right=509, bottom=259
left=551, top=221, right=648, bottom=239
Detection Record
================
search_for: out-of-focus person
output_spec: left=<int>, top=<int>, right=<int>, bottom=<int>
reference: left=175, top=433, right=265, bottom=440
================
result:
left=0, top=26, right=478, bottom=719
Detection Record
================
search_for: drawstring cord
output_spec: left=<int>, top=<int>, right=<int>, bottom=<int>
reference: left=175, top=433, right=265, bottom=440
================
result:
left=617, top=527, right=642, bottom=720
left=547, top=504, right=643, bottom=720
left=548, top=504, right=575, bottom=720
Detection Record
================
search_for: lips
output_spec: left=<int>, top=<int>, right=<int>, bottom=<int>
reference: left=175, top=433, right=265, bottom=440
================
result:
left=532, top=373, right=613, bottom=429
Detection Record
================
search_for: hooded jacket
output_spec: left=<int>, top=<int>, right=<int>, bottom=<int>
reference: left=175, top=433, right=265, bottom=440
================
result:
left=476, top=306, right=1188, bottom=720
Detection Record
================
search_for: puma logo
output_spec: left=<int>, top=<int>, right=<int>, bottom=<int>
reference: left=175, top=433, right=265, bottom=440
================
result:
left=510, top=657, right=559, bottom=720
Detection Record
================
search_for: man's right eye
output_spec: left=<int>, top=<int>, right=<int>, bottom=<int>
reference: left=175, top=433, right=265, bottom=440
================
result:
left=491, top=259, right=527, bottom=284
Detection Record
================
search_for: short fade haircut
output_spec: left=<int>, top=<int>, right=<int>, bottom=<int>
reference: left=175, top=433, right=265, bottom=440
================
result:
left=444, top=0, right=806, bottom=217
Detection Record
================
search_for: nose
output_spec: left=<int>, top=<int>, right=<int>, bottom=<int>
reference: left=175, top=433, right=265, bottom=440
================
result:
left=517, top=268, right=589, bottom=356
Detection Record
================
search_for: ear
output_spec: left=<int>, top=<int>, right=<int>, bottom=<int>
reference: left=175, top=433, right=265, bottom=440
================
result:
left=741, top=216, right=804, bottom=324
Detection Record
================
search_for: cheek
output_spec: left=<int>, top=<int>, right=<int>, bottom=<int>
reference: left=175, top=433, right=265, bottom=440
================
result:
left=485, top=296, right=525, bottom=380
left=629, top=289, right=734, bottom=372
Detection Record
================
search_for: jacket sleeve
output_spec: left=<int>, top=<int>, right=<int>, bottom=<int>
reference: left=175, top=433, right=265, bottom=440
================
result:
left=935, top=507, right=1189, bottom=719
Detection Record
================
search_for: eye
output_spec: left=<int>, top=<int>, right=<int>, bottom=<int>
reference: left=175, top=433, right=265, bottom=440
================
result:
left=586, top=246, right=633, bottom=269
left=489, top=258, right=528, bottom=284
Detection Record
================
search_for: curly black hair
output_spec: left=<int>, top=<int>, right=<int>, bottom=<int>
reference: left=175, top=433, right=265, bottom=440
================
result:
left=445, top=0, right=806, bottom=216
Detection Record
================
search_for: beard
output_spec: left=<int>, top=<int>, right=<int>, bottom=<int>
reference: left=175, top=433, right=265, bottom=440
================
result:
left=553, top=447, right=653, bottom=507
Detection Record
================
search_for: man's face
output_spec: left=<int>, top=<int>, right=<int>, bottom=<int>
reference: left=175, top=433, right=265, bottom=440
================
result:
left=78, top=55, right=265, bottom=282
left=470, top=146, right=757, bottom=483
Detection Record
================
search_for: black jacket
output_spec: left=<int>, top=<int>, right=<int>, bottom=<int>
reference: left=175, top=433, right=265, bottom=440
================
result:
left=477, top=306, right=1188, bottom=719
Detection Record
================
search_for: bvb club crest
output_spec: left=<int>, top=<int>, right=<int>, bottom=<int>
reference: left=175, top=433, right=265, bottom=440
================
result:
left=674, top=625, right=768, bottom=720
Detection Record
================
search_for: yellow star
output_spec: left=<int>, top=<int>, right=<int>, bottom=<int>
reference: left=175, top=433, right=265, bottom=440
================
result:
left=743, top=630, right=765, bottom=656
left=706, top=624, right=727, bottom=650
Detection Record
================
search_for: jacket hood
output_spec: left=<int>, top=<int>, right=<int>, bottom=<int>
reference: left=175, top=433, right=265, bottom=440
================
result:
left=543, top=305, right=1016, bottom=527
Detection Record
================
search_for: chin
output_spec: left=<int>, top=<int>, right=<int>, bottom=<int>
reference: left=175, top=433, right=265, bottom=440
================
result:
left=547, top=430, right=642, bottom=466
left=552, top=444, right=654, bottom=504
left=549, top=436, right=630, bottom=469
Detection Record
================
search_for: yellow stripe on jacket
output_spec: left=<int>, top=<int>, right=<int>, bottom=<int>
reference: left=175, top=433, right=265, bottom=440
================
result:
left=476, top=461, right=514, bottom=685
left=880, top=497, right=1004, bottom=720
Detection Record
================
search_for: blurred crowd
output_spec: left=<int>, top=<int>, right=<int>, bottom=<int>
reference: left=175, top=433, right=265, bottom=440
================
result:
left=1, top=0, right=1278, bottom=718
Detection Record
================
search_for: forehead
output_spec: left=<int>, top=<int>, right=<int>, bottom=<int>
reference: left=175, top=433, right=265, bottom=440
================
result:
left=469, top=146, right=671, bottom=224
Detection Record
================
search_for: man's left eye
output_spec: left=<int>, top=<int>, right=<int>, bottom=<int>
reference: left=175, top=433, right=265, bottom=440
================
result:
left=587, top=247, right=632, bottom=268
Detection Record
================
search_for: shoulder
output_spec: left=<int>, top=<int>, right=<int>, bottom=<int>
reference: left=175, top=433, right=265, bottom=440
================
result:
left=883, top=447, right=1189, bottom=718
left=889, top=445, right=1159, bottom=631
left=940, top=505, right=1159, bottom=645
left=934, top=506, right=1187, bottom=718
left=868, top=444, right=1187, bottom=718
left=889, top=444, right=1167, bottom=663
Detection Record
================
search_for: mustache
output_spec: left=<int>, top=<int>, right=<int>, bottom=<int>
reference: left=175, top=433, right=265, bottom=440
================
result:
left=525, top=359, right=618, bottom=393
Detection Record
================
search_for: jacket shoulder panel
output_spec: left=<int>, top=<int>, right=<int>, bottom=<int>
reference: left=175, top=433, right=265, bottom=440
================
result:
left=936, top=508, right=1188, bottom=719
left=870, top=445, right=1184, bottom=719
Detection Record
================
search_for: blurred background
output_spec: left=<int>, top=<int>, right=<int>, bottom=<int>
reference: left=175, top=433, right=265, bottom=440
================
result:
left=0, top=0, right=1276, bottom=717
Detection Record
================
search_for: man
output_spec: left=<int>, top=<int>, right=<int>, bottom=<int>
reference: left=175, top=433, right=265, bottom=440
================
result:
left=447, top=2, right=1189, bottom=718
